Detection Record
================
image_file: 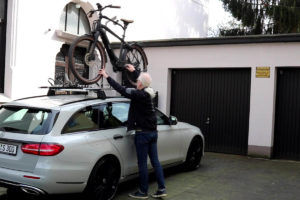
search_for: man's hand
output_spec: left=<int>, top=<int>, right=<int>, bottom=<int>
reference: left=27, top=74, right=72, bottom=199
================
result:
left=98, top=69, right=109, bottom=78
left=125, top=64, right=135, bottom=72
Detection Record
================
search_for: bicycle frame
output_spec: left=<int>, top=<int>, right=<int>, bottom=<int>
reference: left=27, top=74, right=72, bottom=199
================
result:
left=92, top=14, right=132, bottom=72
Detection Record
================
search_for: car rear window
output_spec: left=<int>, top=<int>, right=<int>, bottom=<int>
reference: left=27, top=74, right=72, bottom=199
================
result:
left=0, top=106, right=56, bottom=135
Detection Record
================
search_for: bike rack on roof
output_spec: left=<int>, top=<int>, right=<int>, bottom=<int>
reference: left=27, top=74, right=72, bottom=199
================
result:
left=39, top=86, right=109, bottom=100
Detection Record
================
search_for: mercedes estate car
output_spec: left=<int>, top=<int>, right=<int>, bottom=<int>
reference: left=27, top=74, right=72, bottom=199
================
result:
left=0, top=89, right=204, bottom=199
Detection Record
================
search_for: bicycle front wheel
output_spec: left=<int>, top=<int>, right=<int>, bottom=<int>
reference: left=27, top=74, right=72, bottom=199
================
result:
left=68, top=35, right=106, bottom=85
left=125, top=44, right=148, bottom=86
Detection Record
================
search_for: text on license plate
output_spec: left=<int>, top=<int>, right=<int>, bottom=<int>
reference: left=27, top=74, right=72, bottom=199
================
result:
left=0, top=143, right=17, bottom=156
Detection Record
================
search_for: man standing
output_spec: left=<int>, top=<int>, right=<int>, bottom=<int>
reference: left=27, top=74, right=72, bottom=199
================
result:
left=99, top=65, right=167, bottom=199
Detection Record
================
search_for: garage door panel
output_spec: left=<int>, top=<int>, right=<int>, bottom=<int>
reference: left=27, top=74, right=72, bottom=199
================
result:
left=170, top=69, right=212, bottom=140
left=209, top=69, right=250, bottom=154
left=274, top=68, right=300, bottom=160
left=171, top=68, right=251, bottom=155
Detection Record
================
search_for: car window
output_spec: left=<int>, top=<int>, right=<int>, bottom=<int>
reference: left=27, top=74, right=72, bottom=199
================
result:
left=4, top=109, right=27, bottom=122
left=156, top=109, right=170, bottom=125
left=111, top=102, right=130, bottom=123
left=63, top=107, right=98, bottom=134
left=0, top=106, right=53, bottom=135
left=100, top=102, right=129, bottom=129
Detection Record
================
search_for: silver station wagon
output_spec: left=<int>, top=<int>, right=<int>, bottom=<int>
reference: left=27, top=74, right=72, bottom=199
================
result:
left=0, top=89, right=204, bottom=200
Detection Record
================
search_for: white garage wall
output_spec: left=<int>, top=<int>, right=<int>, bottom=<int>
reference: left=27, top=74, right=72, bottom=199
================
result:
left=143, top=41, right=300, bottom=157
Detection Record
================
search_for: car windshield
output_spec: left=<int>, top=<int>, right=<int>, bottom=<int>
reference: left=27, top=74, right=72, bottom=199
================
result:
left=0, top=106, right=55, bottom=135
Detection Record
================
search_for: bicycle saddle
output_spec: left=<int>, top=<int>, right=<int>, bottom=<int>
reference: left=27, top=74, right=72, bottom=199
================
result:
left=121, top=18, right=134, bottom=24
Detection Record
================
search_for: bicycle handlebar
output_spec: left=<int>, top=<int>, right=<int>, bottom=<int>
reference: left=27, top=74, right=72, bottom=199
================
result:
left=88, top=11, right=94, bottom=18
left=110, top=5, right=121, bottom=9
left=88, top=3, right=124, bottom=29
left=88, top=4, right=121, bottom=17
left=98, top=4, right=121, bottom=11
left=102, top=4, right=121, bottom=10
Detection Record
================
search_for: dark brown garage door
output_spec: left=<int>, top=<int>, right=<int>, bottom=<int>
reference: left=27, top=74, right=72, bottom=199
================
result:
left=170, top=68, right=251, bottom=155
left=274, top=68, right=300, bottom=160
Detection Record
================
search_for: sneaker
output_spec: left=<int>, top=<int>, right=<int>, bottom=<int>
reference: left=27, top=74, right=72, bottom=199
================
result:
left=128, top=190, right=149, bottom=199
left=151, top=189, right=167, bottom=198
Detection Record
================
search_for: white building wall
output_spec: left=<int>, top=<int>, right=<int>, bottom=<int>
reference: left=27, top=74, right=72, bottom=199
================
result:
left=2, top=0, right=208, bottom=100
left=5, top=0, right=67, bottom=99
left=95, top=0, right=208, bottom=41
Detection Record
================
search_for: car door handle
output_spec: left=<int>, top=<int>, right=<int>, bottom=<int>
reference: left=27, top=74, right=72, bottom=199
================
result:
left=205, top=117, right=210, bottom=125
left=113, top=134, right=124, bottom=140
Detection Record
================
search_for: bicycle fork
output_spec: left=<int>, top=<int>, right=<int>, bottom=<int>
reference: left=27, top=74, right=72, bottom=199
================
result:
left=88, top=31, right=101, bottom=60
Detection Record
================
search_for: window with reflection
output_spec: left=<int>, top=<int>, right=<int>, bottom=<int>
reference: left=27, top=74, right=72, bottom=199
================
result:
left=99, top=102, right=130, bottom=129
left=0, top=107, right=53, bottom=135
left=156, top=109, right=170, bottom=125
left=59, top=2, right=91, bottom=35
left=63, top=107, right=99, bottom=134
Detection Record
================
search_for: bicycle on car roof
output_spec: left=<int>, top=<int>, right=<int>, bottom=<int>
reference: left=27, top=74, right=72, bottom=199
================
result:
left=68, top=3, right=148, bottom=86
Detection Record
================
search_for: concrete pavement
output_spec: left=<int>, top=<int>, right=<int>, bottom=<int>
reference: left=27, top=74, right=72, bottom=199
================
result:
left=1, top=152, right=300, bottom=200
left=116, top=152, right=300, bottom=200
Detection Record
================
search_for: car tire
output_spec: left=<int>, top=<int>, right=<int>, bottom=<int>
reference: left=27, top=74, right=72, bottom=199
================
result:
left=85, top=157, right=120, bottom=200
left=183, top=137, right=203, bottom=171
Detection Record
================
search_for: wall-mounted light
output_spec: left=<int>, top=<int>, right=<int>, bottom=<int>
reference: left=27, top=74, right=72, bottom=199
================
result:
left=75, top=4, right=81, bottom=9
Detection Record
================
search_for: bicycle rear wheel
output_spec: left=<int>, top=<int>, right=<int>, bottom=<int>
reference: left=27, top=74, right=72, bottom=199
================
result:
left=125, top=44, right=148, bottom=86
left=68, top=35, right=106, bottom=85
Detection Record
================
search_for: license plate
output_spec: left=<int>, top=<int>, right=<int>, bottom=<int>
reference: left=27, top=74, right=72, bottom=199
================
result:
left=0, top=143, right=18, bottom=156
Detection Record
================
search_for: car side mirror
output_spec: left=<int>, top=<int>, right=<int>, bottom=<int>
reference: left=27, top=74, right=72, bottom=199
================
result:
left=169, top=116, right=178, bottom=125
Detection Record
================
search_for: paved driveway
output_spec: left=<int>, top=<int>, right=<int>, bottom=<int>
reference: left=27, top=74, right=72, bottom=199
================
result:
left=1, top=152, right=300, bottom=200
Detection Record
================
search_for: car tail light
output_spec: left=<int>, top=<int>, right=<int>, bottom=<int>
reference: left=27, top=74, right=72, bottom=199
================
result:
left=21, top=143, right=64, bottom=156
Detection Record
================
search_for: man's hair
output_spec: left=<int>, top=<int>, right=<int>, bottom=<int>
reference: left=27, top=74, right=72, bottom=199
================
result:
left=137, top=73, right=152, bottom=87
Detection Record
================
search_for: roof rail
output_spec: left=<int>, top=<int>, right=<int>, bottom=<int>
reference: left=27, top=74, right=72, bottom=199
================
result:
left=39, top=86, right=111, bottom=100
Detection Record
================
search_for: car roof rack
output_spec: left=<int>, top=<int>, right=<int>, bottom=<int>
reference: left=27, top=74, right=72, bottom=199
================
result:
left=39, top=86, right=111, bottom=100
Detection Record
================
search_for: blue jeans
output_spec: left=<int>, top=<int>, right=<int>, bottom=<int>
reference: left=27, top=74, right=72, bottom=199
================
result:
left=135, top=131, right=165, bottom=194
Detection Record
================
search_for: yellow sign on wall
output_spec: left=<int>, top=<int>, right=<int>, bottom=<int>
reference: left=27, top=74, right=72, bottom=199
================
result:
left=256, top=67, right=270, bottom=78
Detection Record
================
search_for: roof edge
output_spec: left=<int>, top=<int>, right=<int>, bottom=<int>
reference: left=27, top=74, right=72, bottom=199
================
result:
left=112, top=33, right=300, bottom=48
